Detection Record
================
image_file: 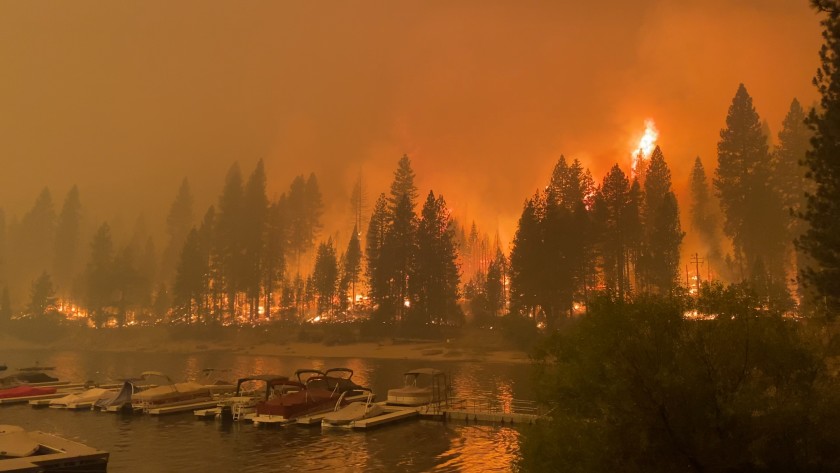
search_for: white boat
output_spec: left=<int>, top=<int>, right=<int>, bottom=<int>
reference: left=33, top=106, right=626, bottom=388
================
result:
left=49, top=387, right=114, bottom=409
left=321, top=388, right=381, bottom=429
left=386, top=368, right=448, bottom=407
left=130, top=371, right=234, bottom=413
left=95, top=374, right=157, bottom=411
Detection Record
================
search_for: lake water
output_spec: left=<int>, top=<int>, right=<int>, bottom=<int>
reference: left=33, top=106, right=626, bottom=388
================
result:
left=0, top=349, right=534, bottom=472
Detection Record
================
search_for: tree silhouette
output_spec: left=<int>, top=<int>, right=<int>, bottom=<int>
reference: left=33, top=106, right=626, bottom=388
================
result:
left=313, top=239, right=338, bottom=316
left=85, top=223, right=114, bottom=328
left=160, top=179, right=194, bottom=285
left=412, top=191, right=460, bottom=325
left=715, top=84, right=787, bottom=282
left=801, top=0, right=840, bottom=315
left=52, top=186, right=82, bottom=298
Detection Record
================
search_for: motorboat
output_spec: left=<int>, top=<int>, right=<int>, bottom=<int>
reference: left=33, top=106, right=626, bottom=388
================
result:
left=0, top=372, right=58, bottom=387
left=0, top=385, right=57, bottom=400
left=49, top=387, right=114, bottom=409
left=209, top=374, right=299, bottom=421
left=321, top=388, right=381, bottom=428
left=387, top=368, right=448, bottom=406
left=130, top=371, right=220, bottom=412
left=252, top=368, right=363, bottom=423
left=94, top=374, right=158, bottom=411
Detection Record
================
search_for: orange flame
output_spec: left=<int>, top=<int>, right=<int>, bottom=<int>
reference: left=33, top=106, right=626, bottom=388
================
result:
left=631, top=119, right=658, bottom=176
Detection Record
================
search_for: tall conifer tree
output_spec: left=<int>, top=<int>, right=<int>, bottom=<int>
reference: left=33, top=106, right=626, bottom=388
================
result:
left=801, top=0, right=840, bottom=314
left=715, top=84, right=787, bottom=282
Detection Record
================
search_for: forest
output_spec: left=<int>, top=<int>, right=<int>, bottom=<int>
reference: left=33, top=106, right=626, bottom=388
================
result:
left=0, top=77, right=815, bottom=339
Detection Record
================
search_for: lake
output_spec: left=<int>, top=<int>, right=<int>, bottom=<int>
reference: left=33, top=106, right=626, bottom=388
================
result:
left=0, top=349, right=534, bottom=472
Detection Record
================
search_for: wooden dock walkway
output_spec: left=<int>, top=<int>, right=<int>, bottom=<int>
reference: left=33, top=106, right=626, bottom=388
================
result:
left=442, top=398, right=542, bottom=424
left=147, top=399, right=221, bottom=415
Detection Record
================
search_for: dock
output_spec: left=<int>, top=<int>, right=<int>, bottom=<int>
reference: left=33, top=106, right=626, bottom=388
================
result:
left=194, top=406, right=222, bottom=419
left=348, top=405, right=418, bottom=429
left=0, top=431, right=108, bottom=473
left=442, top=398, right=542, bottom=424
left=146, top=399, right=221, bottom=415
left=0, top=393, right=68, bottom=405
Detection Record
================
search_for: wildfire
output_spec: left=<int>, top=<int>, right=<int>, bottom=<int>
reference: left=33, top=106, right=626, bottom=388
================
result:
left=631, top=119, right=659, bottom=177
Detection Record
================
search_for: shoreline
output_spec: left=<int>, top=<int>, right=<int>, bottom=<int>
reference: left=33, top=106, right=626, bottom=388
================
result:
left=0, top=333, right=532, bottom=364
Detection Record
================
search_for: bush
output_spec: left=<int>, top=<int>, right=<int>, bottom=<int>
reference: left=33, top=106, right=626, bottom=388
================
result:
left=517, top=293, right=840, bottom=472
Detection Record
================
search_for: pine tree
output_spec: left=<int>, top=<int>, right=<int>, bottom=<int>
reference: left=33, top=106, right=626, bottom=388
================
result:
left=344, top=225, right=362, bottom=309
left=287, top=174, right=324, bottom=270
left=263, top=196, right=287, bottom=321
left=52, top=186, right=82, bottom=297
left=12, top=188, right=56, bottom=299
left=242, top=160, right=268, bottom=321
left=365, top=194, right=391, bottom=317
left=715, top=84, right=787, bottom=282
left=85, top=223, right=114, bottom=328
left=161, top=179, right=194, bottom=285
left=28, top=272, right=55, bottom=318
left=174, top=229, right=207, bottom=324
left=313, top=239, right=338, bottom=317
left=642, top=147, right=684, bottom=294
left=412, top=191, right=460, bottom=325
left=386, top=194, right=416, bottom=323
left=215, top=163, right=244, bottom=323
left=596, top=165, right=633, bottom=299
left=510, top=193, right=545, bottom=316
left=485, top=248, right=506, bottom=317
left=690, top=156, right=724, bottom=275
left=800, top=0, right=840, bottom=315
left=350, top=171, right=368, bottom=236
left=388, top=154, right=419, bottom=212
left=772, top=99, right=813, bottom=302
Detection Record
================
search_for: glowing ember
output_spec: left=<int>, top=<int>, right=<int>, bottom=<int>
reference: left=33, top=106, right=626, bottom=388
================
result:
left=631, top=119, right=658, bottom=176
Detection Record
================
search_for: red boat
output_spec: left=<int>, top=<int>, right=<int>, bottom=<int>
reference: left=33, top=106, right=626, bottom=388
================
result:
left=0, top=385, right=57, bottom=399
left=253, top=368, right=364, bottom=422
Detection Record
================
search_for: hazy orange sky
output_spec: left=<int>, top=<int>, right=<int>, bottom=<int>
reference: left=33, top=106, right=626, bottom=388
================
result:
left=0, top=0, right=822, bottom=249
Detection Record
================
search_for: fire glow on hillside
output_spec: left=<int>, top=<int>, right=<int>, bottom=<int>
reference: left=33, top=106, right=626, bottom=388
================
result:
left=631, top=119, right=659, bottom=177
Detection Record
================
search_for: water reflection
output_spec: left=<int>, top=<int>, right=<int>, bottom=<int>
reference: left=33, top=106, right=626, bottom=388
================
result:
left=0, top=350, right=530, bottom=472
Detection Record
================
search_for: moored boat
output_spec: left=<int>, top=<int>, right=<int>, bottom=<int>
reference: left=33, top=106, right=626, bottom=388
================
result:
left=49, top=387, right=114, bottom=409
left=321, top=388, right=381, bottom=428
left=386, top=368, right=448, bottom=407
left=207, top=374, right=299, bottom=421
left=130, top=371, right=235, bottom=413
left=0, top=385, right=57, bottom=400
left=0, top=372, right=59, bottom=387
left=94, top=374, right=157, bottom=411
left=252, top=368, right=363, bottom=424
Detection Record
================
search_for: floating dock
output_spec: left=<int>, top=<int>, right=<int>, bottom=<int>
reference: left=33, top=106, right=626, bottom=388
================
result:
left=1, top=393, right=69, bottom=406
left=0, top=431, right=108, bottom=473
left=146, top=399, right=221, bottom=415
left=193, top=406, right=222, bottom=419
left=348, top=405, right=418, bottom=429
left=442, top=398, right=542, bottom=424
